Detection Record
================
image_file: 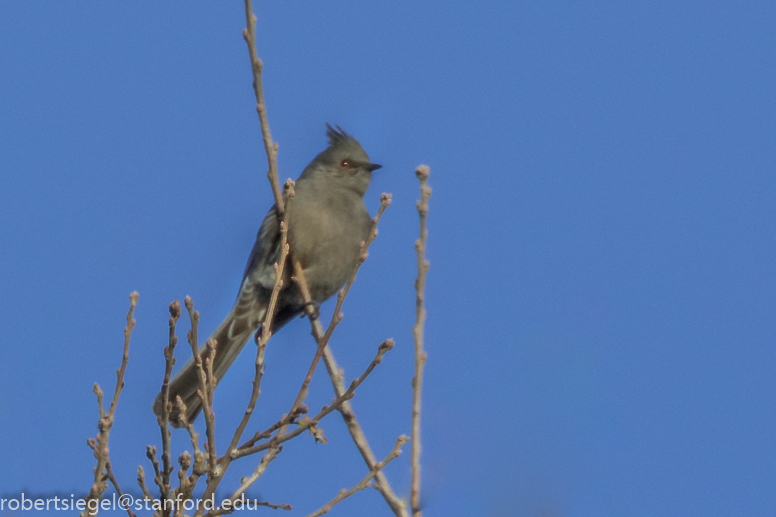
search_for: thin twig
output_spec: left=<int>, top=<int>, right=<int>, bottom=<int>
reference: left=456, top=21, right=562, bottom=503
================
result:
left=146, top=446, right=165, bottom=496
left=157, top=300, right=181, bottom=505
left=249, top=501, right=292, bottom=511
left=278, top=192, right=392, bottom=430
left=184, top=298, right=221, bottom=517
left=106, top=461, right=138, bottom=517
left=223, top=444, right=283, bottom=505
left=200, top=180, right=295, bottom=509
left=176, top=397, right=205, bottom=468
left=206, top=498, right=292, bottom=517
left=174, top=451, right=192, bottom=517
left=242, top=0, right=392, bottom=493
left=242, top=0, right=283, bottom=214
left=319, top=192, right=392, bottom=349
left=221, top=0, right=291, bottom=502
left=184, top=298, right=219, bottom=481
left=204, top=339, right=218, bottom=472
left=411, top=165, right=431, bottom=516
left=137, top=466, right=155, bottom=503
left=235, top=403, right=308, bottom=452
left=109, top=292, right=138, bottom=416
left=240, top=1, right=406, bottom=514
left=305, top=436, right=409, bottom=517
left=82, top=292, right=139, bottom=517
left=294, top=269, right=408, bottom=517
left=230, top=181, right=293, bottom=451
left=230, top=339, right=395, bottom=459
left=173, top=397, right=207, bottom=503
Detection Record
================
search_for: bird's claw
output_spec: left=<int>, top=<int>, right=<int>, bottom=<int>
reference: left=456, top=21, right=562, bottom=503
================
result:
left=304, top=302, right=320, bottom=321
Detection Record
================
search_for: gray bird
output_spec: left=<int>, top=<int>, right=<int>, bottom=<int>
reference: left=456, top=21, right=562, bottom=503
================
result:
left=153, top=125, right=381, bottom=427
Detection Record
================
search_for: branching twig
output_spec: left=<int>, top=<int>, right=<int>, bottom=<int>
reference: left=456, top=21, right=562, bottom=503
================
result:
left=223, top=444, right=283, bottom=506
left=248, top=500, right=293, bottom=511
left=411, top=165, right=431, bottom=516
left=287, top=191, right=390, bottom=422
left=235, top=403, right=308, bottom=452
left=230, top=339, right=395, bottom=460
left=157, top=300, right=182, bottom=504
left=222, top=219, right=394, bottom=506
left=183, top=298, right=219, bottom=482
left=82, top=292, right=139, bottom=517
left=318, top=192, right=392, bottom=350
left=214, top=2, right=294, bottom=503
left=106, top=461, right=137, bottom=517
left=174, top=451, right=192, bottom=517
left=200, top=180, right=295, bottom=509
left=206, top=498, right=292, bottom=517
left=294, top=268, right=408, bottom=517
left=204, top=338, right=218, bottom=470
left=305, top=436, right=409, bottom=517
left=241, top=4, right=403, bottom=512
left=146, top=446, right=165, bottom=496
left=84, top=2, right=431, bottom=517
left=173, top=397, right=207, bottom=503
left=229, top=181, right=293, bottom=453
left=137, top=466, right=155, bottom=503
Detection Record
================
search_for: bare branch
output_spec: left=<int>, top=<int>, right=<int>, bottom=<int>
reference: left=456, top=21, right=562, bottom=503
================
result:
left=206, top=498, right=292, bottom=517
left=293, top=250, right=408, bottom=516
left=230, top=338, right=395, bottom=460
left=223, top=445, right=283, bottom=506
left=204, top=339, right=218, bottom=473
left=173, top=451, right=192, bottom=517
left=229, top=181, right=293, bottom=454
left=411, top=165, right=431, bottom=516
left=183, top=298, right=219, bottom=484
left=305, top=436, right=409, bottom=517
left=287, top=192, right=391, bottom=421
left=318, top=192, right=392, bottom=349
left=235, top=403, right=308, bottom=452
left=176, top=397, right=204, bottom=466
left=146, top=445, right=165, bottom=497
left=173, top=397, right=207, bottom=502
left=286, top=193, right=407, bottom=516
left=82, top=292, right=139, bottom=517
left=222, top=158, right=395, bottom=512
left=157, top=300, right=181, bottom=503
left=136, top=466, right=155, bottom=503
left=242, top=0, right=283, bottom=213
left=106, top=461, right=137, bottom=517
left=200, top=180, right=295, bottom=508
left=207, top=1, right=297, bottom=503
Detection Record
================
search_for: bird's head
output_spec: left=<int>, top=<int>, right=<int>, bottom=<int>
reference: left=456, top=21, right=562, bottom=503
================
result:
left=303, top=124, right=382, bottom=196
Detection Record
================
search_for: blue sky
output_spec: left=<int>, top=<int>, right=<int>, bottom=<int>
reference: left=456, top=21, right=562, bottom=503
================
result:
left=1, top=2, right=775, bottom=516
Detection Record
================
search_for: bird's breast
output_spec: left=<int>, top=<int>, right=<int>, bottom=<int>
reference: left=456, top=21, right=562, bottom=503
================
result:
left=287, top=190, right=370, bottom=302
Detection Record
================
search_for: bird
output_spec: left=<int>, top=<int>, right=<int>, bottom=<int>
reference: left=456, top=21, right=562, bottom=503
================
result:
left=153, top=124, right=382, bottom=427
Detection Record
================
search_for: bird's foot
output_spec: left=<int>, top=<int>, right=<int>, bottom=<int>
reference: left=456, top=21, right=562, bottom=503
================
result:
left=303, top=302, right=320, bottom=321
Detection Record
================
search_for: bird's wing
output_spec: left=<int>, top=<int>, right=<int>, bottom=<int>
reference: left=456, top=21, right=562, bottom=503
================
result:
left=241, top=206, right=282, bottom=290
left=224, top=206, right=283, bottom=338
left=206, top=207, right=285, bottom=397
left=153, top=207, right=285, bottom=427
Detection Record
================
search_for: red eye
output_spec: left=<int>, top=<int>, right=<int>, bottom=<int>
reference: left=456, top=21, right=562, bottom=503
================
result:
left=340, top=159, right=350, bottom=168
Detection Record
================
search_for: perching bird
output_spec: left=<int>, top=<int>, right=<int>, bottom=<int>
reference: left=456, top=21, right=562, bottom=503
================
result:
left=153, top=125, right=382, bottom=427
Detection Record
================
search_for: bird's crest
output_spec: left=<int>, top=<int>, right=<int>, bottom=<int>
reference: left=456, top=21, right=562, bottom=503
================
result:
left=326, top=124, right=354, bottom=148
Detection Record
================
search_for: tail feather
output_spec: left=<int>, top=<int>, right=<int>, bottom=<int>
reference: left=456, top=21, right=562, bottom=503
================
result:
left=153, top=280, right=266, bottom=427
left=152, top=279, right=306, bottom=427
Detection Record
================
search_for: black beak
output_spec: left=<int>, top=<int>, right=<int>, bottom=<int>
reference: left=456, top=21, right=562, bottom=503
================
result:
left=366, top=163, right=383, bottom=172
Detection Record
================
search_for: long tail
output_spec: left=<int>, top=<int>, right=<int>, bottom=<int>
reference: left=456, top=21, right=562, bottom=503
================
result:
left=153, top=280, right=266, bottom=428
left=152, top=289, right=305, bottom=427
